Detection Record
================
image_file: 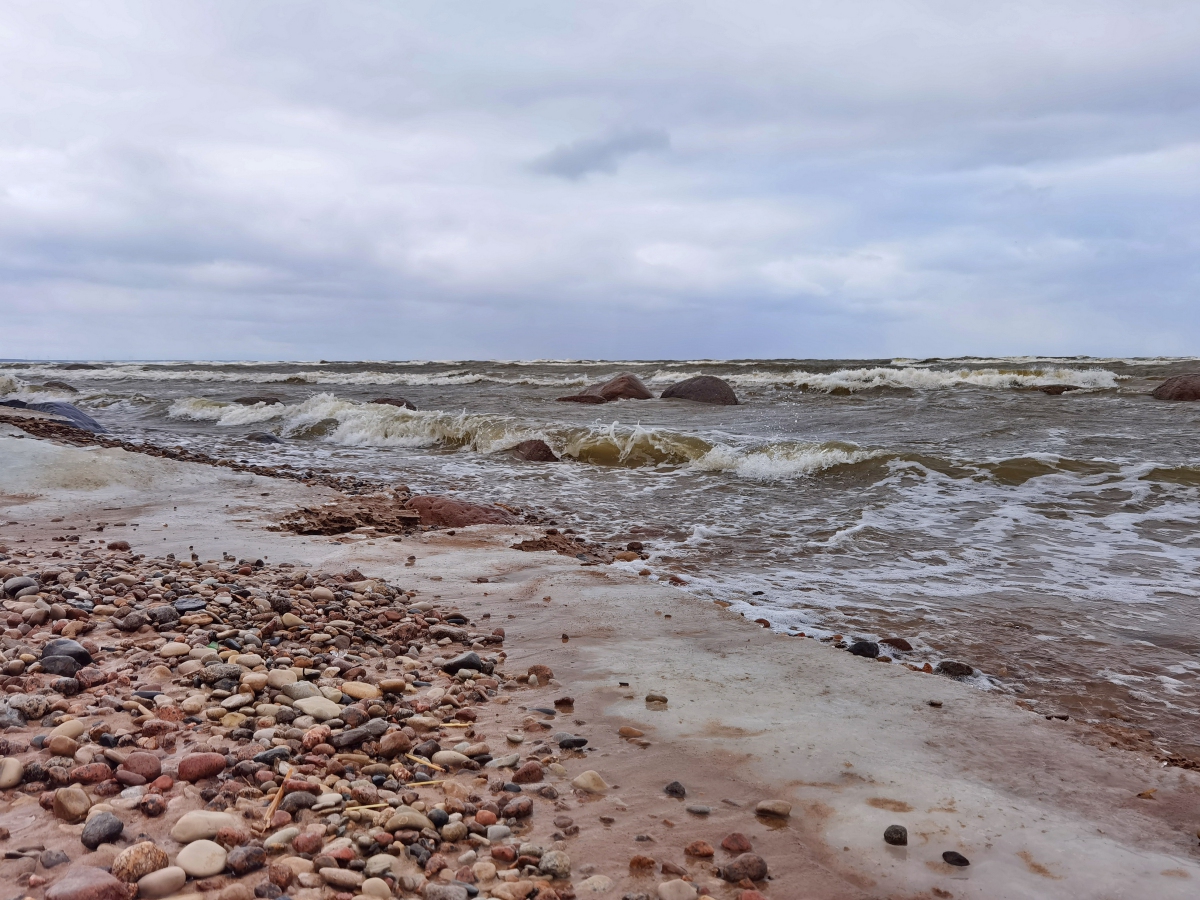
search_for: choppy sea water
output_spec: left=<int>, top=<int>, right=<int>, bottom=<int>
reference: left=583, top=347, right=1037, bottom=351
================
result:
left=4, top=358, right=1200, bottom=761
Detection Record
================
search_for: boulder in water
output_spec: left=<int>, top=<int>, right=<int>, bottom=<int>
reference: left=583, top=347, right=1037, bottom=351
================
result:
left=245, top=432, right=284, bottom=444
left=406, top=495, right=518, bottom=527
left=513, top=439, right=558, bottom=462
left=556, top=372, right=652, bottom=404
left=41, top=381, right=79, bottom=393
left=661, top=375, right=739, bottom=405
left=232, top=396, right=282, bottom=406
left=1033, top=384, right=1081, bottom=396
left=1151, top=374, right=1200, bottom=401
left=371, top=397, right=417, bottom=410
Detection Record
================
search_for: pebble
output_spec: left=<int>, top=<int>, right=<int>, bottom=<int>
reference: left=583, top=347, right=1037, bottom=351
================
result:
left=176, top=840, right=228, bottom=878
left=571, top=770, right=609, bottom=793
left=44, top=866, right=128, bottom=900
left=111, top=841, right=169, bottom=883
left=720, top=853, right=768, bottom=882
left=943, top=850, right=970, bottom=866
left=664, top=780, right=686, bottom=798
left=0, top=757, right=23, bottom=788
left=54, top=785, right=92, bottom=823
left=577, top=874, right=614, bottom=892
left=319, top=866, right=364, bottom=888
left=657, top=880, right=698, bottom=900
left=539, top=849, right=571, bottom=878
left=137, top=866, right=187, bottom=899
left=884, top=824, right=908, bottom=846
left=178, top=752, right=227, bottom=782
left=170, top=810, right=241, bottom=843
left=754, top=799, right=792, bottom=818
left=686, top=804, right=711, bottom=816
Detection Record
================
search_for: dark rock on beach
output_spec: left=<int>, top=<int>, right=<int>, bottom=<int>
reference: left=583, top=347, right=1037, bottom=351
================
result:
left=25, top=401, right=107, bottom=433
left=883, top=824, right=908, bottom=846
left=1151, top=374, right=1200, bottom=401
left=556, top=372, right=653, bottom=404
left=936, top=660, right=974, bottom=678
left=513, top=439, right=558, bottom=462
left=660, top=375, right=739, bottom=405
left=848, top=640, right=879, bottom=658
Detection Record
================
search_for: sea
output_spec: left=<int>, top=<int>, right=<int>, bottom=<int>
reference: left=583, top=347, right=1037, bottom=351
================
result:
left=3, top=358, right=1199, bottom=762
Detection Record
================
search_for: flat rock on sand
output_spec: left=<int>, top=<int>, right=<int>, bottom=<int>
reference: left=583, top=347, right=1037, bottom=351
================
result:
left=406, top=495, right=518, bottom=527
left=46, top=867, right=129, bottom=900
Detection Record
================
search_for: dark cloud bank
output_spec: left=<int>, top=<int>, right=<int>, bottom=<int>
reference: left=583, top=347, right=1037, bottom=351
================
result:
left=1, top=1, right=1198, bottom=360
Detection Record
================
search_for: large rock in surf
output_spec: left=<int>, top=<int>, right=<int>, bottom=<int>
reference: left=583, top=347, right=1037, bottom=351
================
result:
left=556, top=373, right=653, bottom=404
left=660, top=375, right=739, bottom=405
left=1151, top=374, right=1200, bottom=401
left=233, top=396, right=282, bottom=406
left=406, top=495, right=518, bottom=527
left=513, top=439, right=558, bottom=462
left=371, top=397, right=417, bottom=410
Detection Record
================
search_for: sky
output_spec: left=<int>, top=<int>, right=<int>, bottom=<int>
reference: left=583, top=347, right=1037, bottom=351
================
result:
left=1, top=0, right=1198, bottom=360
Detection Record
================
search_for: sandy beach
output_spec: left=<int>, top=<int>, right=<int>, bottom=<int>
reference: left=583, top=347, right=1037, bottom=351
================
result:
left=1, top=422, right=1199, bottom=900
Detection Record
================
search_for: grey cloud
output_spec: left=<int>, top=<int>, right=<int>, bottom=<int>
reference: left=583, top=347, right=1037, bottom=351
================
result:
left=530, top=128, right=671, bottom=179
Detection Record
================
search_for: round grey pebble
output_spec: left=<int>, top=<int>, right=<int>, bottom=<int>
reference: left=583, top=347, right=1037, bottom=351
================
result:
left=80, top=811, right=124, bottom=849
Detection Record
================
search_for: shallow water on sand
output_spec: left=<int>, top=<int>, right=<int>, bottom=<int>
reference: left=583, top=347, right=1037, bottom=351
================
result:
left=4, top=357, right=1200, bottom=761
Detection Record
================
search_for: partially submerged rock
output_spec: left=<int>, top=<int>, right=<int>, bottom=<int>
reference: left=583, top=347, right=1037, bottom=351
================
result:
left=512, top=439, right=559, bottom=462
left=660, top=375, right=739, bottom=405
left=406, top=495, right=518, bottom=527
left=1151, top=374, right=1200, bottom=401
left=371, top=397, right=418, bottom=410
left=556, top=372, right=653, bottom=404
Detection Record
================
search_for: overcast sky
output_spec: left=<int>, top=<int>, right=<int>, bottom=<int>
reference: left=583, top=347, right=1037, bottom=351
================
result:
left=2, top=1, right=1198, bottom=360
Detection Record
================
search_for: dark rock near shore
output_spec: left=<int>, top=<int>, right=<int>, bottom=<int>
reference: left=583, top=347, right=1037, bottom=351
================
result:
left=42, top=639, right=93, bottom=666
left=42, top=381, right=79, bottom=393
left=513, top=439, right=558, bottom=462
left=1151, top=374, right=1200, bottom=401
left=719, top=853, right=768, bottom=882
left=1035, top=384, right=1082, bottom=395
left=936, top=660, right=974, bottom=678
left=25, top=402, right=107, bottom=433
left=371, top=397, right=417, bottom=410
left=233, top=396, right=282, bottom=406
left=81, top=812, right=124, bottom=849
left=660, top=375, right=739, bottom=405
left=880, top=637, right=912, bottom=652
left=883, top=825, right=908, bottom=846
left=848, top=641, right=879, bottom=658
left=556, top=372, right=653, bottom=404
left=942, top=850, right=970, bottom=866
left=246, top=432, right=284, bottom=444
left=406, top=495, right=518, bottom=527
left=41, top=656, right=82, bottom=677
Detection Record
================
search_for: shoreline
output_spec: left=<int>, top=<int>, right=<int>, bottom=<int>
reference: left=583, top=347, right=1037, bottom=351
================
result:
left=1, top=429, right=1198, bottom=898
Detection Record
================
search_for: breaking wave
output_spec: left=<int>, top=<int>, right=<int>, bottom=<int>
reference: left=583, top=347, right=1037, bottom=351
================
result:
left=652, top=365, right=1123, bottom=392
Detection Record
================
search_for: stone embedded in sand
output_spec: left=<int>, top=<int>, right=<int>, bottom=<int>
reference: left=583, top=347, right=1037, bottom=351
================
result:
left=719, top=853, right=768, bottom=882
left=431, top=750, right=472, bottom=769
left=111, top=841, right=169, bottom=883
left=386, top=808, right=434, bottom=832
left=424, top=885, right=469, bottom=900
left=311, top=586, right=335, bottom=602
left=178, top=752, right=226, bottom=782
left=320, top=867, right=364, bottom=888
left=685, top=840, right=714, bottom=857
left=293, top=696, right=342, bottom=720
left=280, top=613, right=305, bottom=629
left=54, top=785, right=92, bottom=823
left=170, top=810, right=242, bottom=843
left=577, top=875, right=613, bottom=893
left=884, top=824, right=908, bottom=846
left=45, top=866, right=128, bottom=900
left=81, top=812, right=124, bottom=849
left=645, top=691, right=668, bottom=703
left=657, top=880, right=698, bottom=900
left=340, top=681, right=382, bottom=700
left=528, top=664, right=553, bottom=684
left=538, top=850, right=571, bottom=879
left=282, top=681, right=320, bottom=700
left=511, top=761, right=544, bottom=783
left=935, top=661, right=974, bottom=678
left=137, top=866, right=187, bottom=899
left=755, top=799, right=791, bottom=818
left=721, top=832, right=753, bottom=853
left=159, top=642, right=190, bottom=658
left=362, top=877, right=392, bottom=898
left=405, top=495, right=518, bottom=527
left=942, top=850, right=970, bottom=866
left=848, top=640, right=879, bottom=658
left=0, top=757, right=23, bottom=788
left=571, top=770, right=609, bottom=794
left=226, top=844, right=267, bottom=875
left=618, top=726, right=644, bottom=738
left=176, top=840, right=227, bottom=877
left=664, top=780, right=686, bottom=798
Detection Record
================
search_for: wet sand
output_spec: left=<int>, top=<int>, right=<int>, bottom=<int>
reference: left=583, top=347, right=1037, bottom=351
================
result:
left=1, top=428, right=1199, bottom=899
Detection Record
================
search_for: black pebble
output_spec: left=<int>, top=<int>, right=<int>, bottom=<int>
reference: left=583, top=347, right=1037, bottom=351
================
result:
left=427, top=808, right=450, bottom=827
left=943, top=850, right=970, bottom=867
left=848, top=640, right=880, bottom=658
left=883, top=824, right=908, bottom=846
left=664, top=781, right=686, bottom=798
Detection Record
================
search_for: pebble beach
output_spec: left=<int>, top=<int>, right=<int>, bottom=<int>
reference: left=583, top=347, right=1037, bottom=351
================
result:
left=1, top=412, right=1199, bottom=900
